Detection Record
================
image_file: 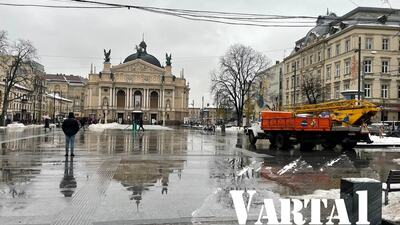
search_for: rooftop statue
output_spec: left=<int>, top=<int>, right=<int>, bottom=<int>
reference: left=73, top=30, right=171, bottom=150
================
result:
left=104, top=49, right=111, bottom=63
left=166, top=53, right=172, bottom=66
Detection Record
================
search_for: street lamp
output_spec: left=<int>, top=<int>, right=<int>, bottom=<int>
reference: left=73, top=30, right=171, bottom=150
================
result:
left=53, top=90, right=56, bottom=123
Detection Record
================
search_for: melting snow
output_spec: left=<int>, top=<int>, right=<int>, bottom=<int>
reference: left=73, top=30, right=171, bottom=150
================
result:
left=88, top=122, right=173, bottom=132
left=278, top=157, right=304, bottom=175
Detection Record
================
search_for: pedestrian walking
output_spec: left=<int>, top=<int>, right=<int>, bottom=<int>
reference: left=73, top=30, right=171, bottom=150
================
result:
left=62, top=112, right=80, bottom=157
left=139, top=118, right=145, bottom=132
left=44, top=118, right=50, bottom=132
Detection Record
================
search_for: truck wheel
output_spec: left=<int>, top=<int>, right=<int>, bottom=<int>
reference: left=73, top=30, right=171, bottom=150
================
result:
left=275, top=133, right=290, bottom=150
left=249, top=131, right=257, bottom=145
left=322, top=142, right=336, bottom=150
left=341, top=141, right=357, bottom=150
left=269, top=137, right=276, bottom=148
left=300, top=143, right=315, bottom=151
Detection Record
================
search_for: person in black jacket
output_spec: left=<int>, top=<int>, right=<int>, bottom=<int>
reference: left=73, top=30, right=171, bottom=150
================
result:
left=62, top=112, right=80, bottom=157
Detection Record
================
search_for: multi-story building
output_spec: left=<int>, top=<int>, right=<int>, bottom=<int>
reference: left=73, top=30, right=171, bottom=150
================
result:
left=0, top=59, right=46, bottom=123
left=45, top=93, right=73, bottom=121
left=45, top=74, right=87, bottom=118
left=85, top=40, right=190, bottom=125
left=283, top=7, right=400, bottom=121
left=262, top=60, right=284, bottom=111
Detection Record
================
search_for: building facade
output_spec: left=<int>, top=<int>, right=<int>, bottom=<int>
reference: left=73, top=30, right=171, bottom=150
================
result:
left=45, top=74, right=87, bottom=118
left=283, top=7, right=400, bottom=121
left=0, top=59, right=47, bottom=123
left=85, top=40, right=190, bottom=124
left=262, top=60, right=284, bottom=111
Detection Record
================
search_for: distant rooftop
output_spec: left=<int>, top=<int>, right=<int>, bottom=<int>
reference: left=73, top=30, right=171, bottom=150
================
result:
left=288, top=7, right=400, bottom=57
left=45, top=74, right=87, bottom=85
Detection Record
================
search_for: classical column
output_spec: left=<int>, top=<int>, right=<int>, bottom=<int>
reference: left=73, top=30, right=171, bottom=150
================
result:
left=113, top=88, right=116, bottom=107
left=125, top=88, right=128, bottom=109
left=89, top=88, right=92, bottom=108
left=144, top=89, right=148, bottom=109
left=127, top=88, right=130, bottom=109
left=98, top=87, right=101, bottom=107
left=109, top=87, right=112, bottom=107
left=172, top=89, right=175, bottom=111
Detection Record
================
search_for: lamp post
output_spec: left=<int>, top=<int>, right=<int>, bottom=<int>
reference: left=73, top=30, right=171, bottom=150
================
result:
left=53, top=90, right=56, bottom=123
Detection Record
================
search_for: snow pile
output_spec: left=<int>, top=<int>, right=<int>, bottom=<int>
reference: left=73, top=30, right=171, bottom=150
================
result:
left=88, top=122, right=173, bottom=132
left=236, top=160, right=263, bottom=177
left=144, top=125, right=173, bottom=131
left=393, top=158, right=400, bottom=165
left=365, top=135, right=400, bottom=145
left=383, top=192, right=400, bottom=222
left=326, top=157, right=341, bottom=167
left=215, top=126, right=244, bottom=133
left=7, top=123, right=25, bottom=128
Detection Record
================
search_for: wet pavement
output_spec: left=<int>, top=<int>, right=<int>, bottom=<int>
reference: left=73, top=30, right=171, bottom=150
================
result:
left=0, top=127, right=399, bottom=224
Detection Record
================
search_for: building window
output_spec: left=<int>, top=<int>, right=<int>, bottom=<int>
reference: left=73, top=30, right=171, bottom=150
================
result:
left=336, top=44, right=340, bottom=56
left=286, top=78, right=289, bottom=90
left=335, top=63, right=340, bottom=78
left=382, top=38, right=389, bottom=50
left=317, top=51, right=321, bottom=61
left=398, top=86, right=400, bottom=98
left=343, top=82, right=350, bottom=90
left=364, top=60, right=372, bottom=73
left=327, top=47, right=331, bottom=59
left=326, top=65, right=331, bottom=80
left=382, top=60, right=389, bottom=73
left=334, top=85, right=340, bottom=99
left=287, top=64, right=290, bottom=72
left=364, top=84, right=371, bottom=98
left=309, top=55, right=313, bottom=65
left=398, top=61, right=400, bottom=73
left=345, top=39, right=350, bottom=52
left=381, top=84, right=388, bottom=98
left=302, top=58, right=305, bottom=67
left=326, top=85, right=331, bottom=100
left=365, top=38, right=373, bottom=50
left=344, top=60, right=350, bottom=75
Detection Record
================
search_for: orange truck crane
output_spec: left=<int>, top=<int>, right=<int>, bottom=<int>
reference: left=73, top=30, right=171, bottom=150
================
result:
left=247, top=107, right=375, bottom=150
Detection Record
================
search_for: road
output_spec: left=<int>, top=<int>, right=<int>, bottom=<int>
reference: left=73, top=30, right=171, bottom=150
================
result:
left=0, top=127, right=399, bottom=224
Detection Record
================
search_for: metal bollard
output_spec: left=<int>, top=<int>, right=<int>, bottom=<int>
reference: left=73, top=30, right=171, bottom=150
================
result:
left=340, top=178, right=382, bottom=225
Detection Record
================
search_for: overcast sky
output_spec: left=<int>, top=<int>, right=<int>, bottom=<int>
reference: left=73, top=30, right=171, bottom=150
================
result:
left=1, top=0, right=399, bottom=107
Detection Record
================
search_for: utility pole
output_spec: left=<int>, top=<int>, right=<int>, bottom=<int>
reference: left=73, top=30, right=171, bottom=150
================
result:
left=357, top=36, right=362, bottom=100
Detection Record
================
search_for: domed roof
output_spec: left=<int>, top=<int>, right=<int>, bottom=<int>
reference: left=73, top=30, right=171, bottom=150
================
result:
left=123, top=41, right=161, bottom=68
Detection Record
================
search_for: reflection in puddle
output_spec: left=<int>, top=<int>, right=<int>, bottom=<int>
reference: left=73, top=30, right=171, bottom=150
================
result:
left=59, top=157, right=76, bottom=197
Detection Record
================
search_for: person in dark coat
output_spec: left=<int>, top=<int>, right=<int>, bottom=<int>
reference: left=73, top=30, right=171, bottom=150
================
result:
left=62, top=112, right=80, bottom=157
left=139, top=118, right=145, bottom=131
left=44, top=118, right=50, bottom=132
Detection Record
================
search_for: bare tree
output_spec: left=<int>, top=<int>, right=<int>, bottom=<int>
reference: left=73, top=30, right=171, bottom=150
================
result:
left=0, top=31, right=7, bottom=54
left=301, top=73, right=322, bottom=104
left=0, top=37, right=38, bottom=126
left=211, top=44, right=269, bottom=126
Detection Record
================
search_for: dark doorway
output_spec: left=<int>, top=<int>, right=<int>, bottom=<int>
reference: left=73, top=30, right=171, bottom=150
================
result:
left=151, top=113, right=157, bottom=124
left=132, top=112, right=143, bottom=123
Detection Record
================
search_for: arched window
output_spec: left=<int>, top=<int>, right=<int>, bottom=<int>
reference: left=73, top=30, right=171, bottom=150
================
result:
left=150, top=91, right=158, bottom=109
left=116, top=90, right=125, bottom=108
left=133, top=90, right=142, bottom=108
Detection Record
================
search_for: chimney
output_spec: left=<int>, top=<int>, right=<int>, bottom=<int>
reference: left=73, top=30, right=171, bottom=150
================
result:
left=275, top=60, right=280, bottom=65
left=90, top=63, right=93, bottom=74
